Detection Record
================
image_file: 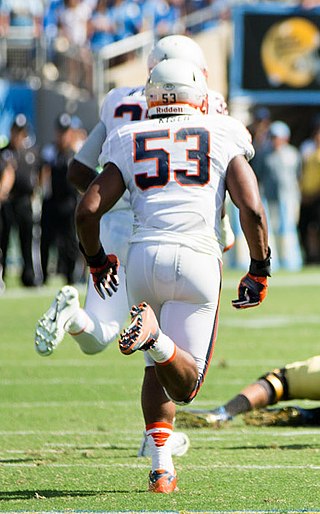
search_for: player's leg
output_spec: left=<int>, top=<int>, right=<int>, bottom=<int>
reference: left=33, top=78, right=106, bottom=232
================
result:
left=120, top=301, right=199, bottom=398
left=121, top=243, right=221, bottom=401
left=122, top=243, right=221, bottom=491
left=184, top=356, right=320, bottom=428
left=142, top=366, right=178, bottom=493
left=70, top=207, right=133, bottom=353
left=35, top=208, right=133, bottom=356
left=245, top=356, right=320, bottom=426
left=69, top=267, right=129, bottom=354
left=176, top=365, right=285, bottom=428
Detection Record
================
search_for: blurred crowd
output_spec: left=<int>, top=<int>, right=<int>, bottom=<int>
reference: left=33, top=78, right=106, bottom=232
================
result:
left=229, top=107, right=320, bottom=272
left=0, top=0, right=231, bottom=92
left=0, top=112, right=87, bottom=292
left=0, top=0, right=317, bottom=90
left=1, top=105, right=320, bottom=293
left=1, top=0, right=320, bottom=291
left=0, top=0, right=316, bottom=46
left=0, top=0, right=227, bottom=50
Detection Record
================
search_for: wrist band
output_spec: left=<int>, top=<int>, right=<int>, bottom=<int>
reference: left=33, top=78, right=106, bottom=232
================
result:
left=79, top=242, right=106, bottom=267
left=249, top=246, right=271, bottom=277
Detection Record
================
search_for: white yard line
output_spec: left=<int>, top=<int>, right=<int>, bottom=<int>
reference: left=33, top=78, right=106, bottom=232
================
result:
left=0, top=358, right=309, bottom=368
left=1, top=510, right=316, bottom=513
left=219, top=314, right=320, bottom=328
left=0, top=400, right=138, bottom=408
left=1, top=462, right=319, bottom=470
left=0, top=429, right=319, bottom=437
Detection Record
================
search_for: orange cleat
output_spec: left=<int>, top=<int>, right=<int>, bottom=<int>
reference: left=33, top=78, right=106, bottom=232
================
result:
left=119, top=302, right=159, bottom=355
left=148, top=469, right=178, bottom=493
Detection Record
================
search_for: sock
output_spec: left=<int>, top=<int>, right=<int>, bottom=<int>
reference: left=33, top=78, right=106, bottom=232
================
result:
left=224, top=394, right=252, bottom=417
left=146, top=422, right=175, bottom=474
left=147, top=332, right=176, bottom=365
left=64, top=308, right=90, bottom=334
left=64, top=309, right=118, bottom=354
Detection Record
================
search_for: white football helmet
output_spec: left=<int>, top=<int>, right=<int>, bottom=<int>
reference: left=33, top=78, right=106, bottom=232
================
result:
left=147, top=35, right=209, bottom=77
left=146, top=58, right=208, bottom=118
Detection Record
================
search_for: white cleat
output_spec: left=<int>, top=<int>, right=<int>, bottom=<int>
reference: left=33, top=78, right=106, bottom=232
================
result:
left=221, top=214, right=235, bottom=253
left=34, top=286, right=80, bottom=356
left=175, top=406, right=232, bottom=428
left=138, top=430, right=190, bottom=457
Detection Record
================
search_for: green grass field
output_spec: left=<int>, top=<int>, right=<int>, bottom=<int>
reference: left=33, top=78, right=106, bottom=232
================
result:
left=1, top=267, right=320, bottom=513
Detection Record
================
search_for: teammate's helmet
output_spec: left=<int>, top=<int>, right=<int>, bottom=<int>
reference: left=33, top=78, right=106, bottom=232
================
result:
left=146, top=58, right=208, bottom=118
left=147, top=35, right=209, bottom=77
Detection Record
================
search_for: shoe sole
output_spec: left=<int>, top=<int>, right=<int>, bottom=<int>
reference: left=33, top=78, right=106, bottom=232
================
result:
left=35, top=287, right=79, bottom=356
left=119, top=302, right=159, bottom=355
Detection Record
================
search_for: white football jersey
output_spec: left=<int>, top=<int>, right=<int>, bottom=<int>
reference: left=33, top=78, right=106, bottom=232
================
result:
left=100, top=86, right=147, bottom=132
left=100, top=113, right=254, bottom=257
left=98, top=86, right=147, bottom=212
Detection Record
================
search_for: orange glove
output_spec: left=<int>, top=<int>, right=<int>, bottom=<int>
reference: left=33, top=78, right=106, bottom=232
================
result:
left=232, top=273, right=268, bottom=309
left=232, top=247, right=271, bottom=309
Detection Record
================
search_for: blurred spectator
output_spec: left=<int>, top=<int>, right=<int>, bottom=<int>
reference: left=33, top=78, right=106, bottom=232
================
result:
left=298, top=124, right=320, bottom=264
left=0, top=0, right=44, bottom=37
left=57, top=0, right=93, bottom=90
left=110, top=0, right=144, bottom=41
left=0, top=152, right=15, bottom=293
left=248, top=106, right=272, bottom=178
left=39, top=113, right=81, bottom=285
left=227, top=106, right=272, bottom=270
left=87, top=0, right=116, bottom=52
left=259, top=121, right=303, bottom=271
left=0, top=114, right=41, bottom=287
left=301, top=0, right=320, bottom=8
left=300, top=113, right=320, bottom=161
left=43, top=0, right=64, bottom=61
left=69, top=116, right=88, bottom=153
left=58, top=0, right=92, bottom=46
left=143, top=0, right=185, bottom=37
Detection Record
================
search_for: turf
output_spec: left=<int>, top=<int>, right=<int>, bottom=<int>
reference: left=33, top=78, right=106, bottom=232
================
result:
left=0, top=267, right=320, bottom=512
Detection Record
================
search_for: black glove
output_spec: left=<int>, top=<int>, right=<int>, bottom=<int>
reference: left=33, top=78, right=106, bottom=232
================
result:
left=232, top=247, right=271, bottom=309
left=80, top=244, right=120, bottom=299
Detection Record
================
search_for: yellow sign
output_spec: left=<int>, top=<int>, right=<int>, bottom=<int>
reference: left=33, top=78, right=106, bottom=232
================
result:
left=261, top=17, right=320, bottom=88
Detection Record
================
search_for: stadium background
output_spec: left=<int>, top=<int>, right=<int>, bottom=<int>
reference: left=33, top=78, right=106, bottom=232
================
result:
left=1, top=2, right=320, bottom=148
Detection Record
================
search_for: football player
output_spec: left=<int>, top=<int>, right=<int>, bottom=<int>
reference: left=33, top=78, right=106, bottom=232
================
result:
left=177, top=355, right=320, bottom=428
left=76, top=58, right=270, bottom=493
left=34, top=35, right=231, bottom=460
left=35, top=34, right=232, bottom=357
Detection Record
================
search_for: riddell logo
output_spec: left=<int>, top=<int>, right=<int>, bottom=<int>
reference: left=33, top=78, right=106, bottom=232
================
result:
left=156, top=105, right=183, bottom=114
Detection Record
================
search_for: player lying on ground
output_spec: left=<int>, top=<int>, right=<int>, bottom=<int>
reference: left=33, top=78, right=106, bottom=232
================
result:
left=176, top=355, right=320, bottom=427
